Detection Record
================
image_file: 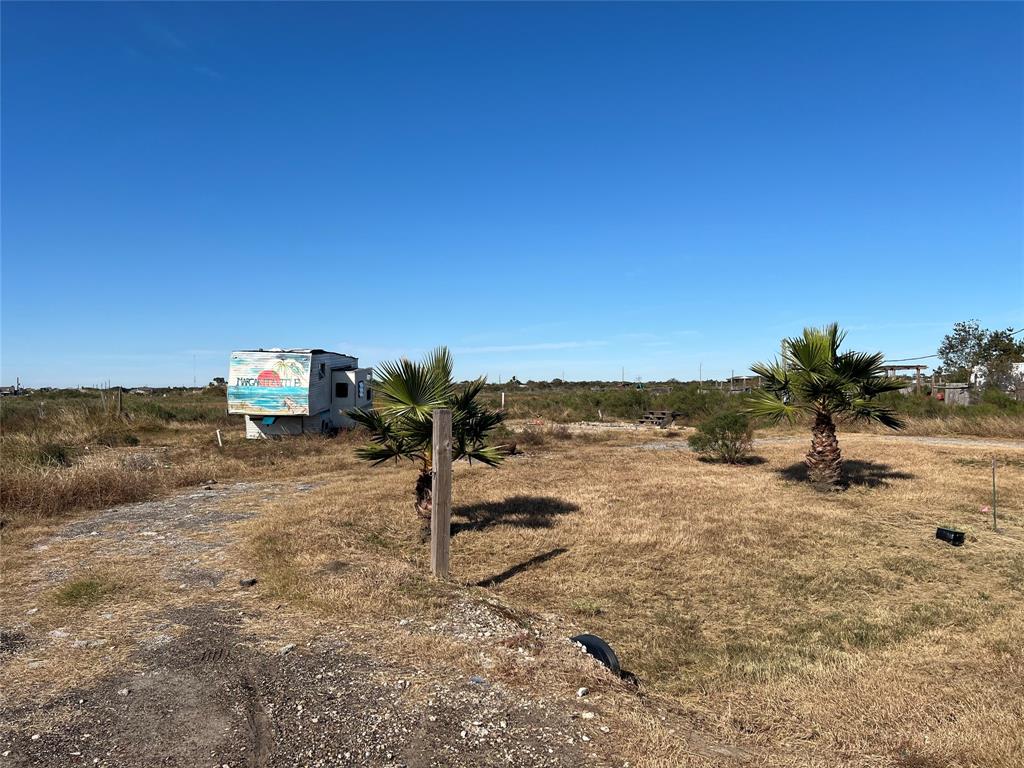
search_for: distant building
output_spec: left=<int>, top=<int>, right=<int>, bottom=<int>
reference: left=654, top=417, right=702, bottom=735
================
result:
left=227, top=348, right=372, bottom=439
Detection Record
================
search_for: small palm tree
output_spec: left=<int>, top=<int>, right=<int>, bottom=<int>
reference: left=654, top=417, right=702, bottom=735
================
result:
left=349, top=347, right=506, bottom=541
left=747, top=323, right=905, bottom=488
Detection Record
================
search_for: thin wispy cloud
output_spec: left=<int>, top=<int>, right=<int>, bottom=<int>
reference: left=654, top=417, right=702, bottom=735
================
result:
left=138, top=17, right=225, bottom=80
left=142, top=21, right=188, bottom=51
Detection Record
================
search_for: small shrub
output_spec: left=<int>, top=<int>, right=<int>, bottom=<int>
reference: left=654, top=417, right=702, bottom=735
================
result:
left=687, top=411, right=754, bottom=463
left=121, top=453, right=157, bottom=471
left=52, top=576, right=119, bottom=607
left=92, top=429, right=139, bottom=447
left=549, top=425, right=573, bottom=441
left=515, top=428, right=546, bottom=447
left=35, top=443, right=73, bottom=467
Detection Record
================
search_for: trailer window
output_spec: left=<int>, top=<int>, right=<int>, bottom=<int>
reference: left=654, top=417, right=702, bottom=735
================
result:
left=318, top=363, right=326, bottom=379
left=357, top=381, right=366, bottom=399
left=335, top=382, right=349, bottom=398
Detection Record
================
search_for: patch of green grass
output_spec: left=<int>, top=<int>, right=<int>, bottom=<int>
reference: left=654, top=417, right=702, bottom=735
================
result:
left=52, top=576, right=119, bottom=607
left=569, top=598, right=604, bottom=617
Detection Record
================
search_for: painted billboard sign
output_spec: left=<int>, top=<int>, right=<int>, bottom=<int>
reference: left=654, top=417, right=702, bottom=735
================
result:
left=227, top=352, right=310, bottom=415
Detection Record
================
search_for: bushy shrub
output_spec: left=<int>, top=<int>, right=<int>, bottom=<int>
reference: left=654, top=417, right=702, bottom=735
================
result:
left=687, top=411, right=754, bottom=463
left=36, top=443, right=73, bottom=467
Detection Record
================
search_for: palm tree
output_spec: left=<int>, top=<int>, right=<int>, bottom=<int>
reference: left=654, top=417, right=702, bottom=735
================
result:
left=746, top=323, right=905, bottom=488
left=349, top=347, right=506, bottom=541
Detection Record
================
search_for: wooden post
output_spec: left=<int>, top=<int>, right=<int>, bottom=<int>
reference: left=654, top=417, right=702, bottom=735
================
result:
left=431, top=408, right=453, bottom=579
left=992, top=458, right=997, bottom=531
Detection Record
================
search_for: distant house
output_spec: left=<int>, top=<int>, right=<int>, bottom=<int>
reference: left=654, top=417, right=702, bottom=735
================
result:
left=227, top=348, right=372, bottom=439
left=0, top=386, right=19, bottom=397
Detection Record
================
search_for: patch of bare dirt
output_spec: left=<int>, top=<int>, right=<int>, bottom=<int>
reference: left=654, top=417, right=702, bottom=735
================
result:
left=0, top=483, right=622, bottom=768
left=1, top=602, right=594, bottom=767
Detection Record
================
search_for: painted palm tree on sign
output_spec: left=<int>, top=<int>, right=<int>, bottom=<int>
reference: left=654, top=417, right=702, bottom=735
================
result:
left=746, top=323, right=906, bottom=488
left=349, top=347, right=506, bottom=541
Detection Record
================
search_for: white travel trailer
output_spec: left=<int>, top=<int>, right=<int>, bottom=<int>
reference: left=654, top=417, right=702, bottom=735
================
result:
left=227, top=349, right=372, bottom=439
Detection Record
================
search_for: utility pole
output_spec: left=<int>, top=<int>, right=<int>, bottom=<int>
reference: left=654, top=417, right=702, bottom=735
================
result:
left=698, top=362, right=702, bottom=394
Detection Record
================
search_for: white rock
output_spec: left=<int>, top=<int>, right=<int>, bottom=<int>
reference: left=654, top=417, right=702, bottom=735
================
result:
left=580, top=711, right=595, bottom=720
left=117, top=688, right=130, bottom=696
left=280, top=643, right=296, bottom=655
left=31, top=734, right=40, bottom=740
left=26, top=607, right=38, bottom=615
left=576, top=687, right=589, bottom=697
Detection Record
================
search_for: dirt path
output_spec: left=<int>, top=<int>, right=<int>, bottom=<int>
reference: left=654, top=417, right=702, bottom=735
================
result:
left=1, top=482, right=630, bottom=768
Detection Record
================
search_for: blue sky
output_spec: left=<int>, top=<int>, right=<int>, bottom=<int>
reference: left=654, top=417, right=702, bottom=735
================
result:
left=2, top=2, right=1021, bottom=387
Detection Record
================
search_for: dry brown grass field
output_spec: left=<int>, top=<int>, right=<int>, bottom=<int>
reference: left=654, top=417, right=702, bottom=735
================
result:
left=239, top=426, right=1024, bottom=767
left=3, top=406, right=1023, bottom=767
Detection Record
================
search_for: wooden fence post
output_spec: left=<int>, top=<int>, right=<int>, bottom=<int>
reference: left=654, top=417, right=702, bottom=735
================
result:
left=431, top=408, right=453, bottom=579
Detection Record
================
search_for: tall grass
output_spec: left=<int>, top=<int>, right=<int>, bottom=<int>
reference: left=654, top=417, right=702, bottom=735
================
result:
left=0, top=388, right=352, bottom=526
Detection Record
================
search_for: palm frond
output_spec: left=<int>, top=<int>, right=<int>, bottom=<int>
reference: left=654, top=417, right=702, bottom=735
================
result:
left=848, top=399, right=906, bottom=429
left=835, top=350, right=886, bottom=383
left=372, top=354, right=452, bottom=420
left=750, top=360, right=789, bottom=393
left=744, top=388, right=804, bottom=423
left=857, top=375, right=907, bottom=399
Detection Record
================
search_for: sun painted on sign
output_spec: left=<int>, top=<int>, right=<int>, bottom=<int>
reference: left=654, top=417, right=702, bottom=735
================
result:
left=227, top=352, right=310, bottom=415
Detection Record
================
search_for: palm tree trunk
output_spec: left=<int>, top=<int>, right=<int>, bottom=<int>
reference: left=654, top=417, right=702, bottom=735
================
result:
left=807, top=411, right=842, bottom=488
left=414, top=469, right=432, bottom=543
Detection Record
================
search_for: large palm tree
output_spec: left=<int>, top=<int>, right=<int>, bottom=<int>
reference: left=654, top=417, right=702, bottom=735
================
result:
left=349, top=347, right=506, bottom=541
left=746, top=324, right=905, bottom=488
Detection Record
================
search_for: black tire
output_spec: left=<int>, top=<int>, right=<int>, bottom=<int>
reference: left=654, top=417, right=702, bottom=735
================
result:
left=570, top=633, right=621, bottom=675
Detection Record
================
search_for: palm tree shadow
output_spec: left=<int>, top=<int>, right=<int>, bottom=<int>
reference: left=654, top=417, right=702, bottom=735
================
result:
left=695, top=455, right=768, bottom=465
left=451, top=496, right=579, bottom=536
left=778, top=460, right=915, bottom=488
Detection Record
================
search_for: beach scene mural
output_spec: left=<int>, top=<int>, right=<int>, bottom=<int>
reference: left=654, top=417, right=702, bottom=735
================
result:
left=227, top=351, right=310, bottom=415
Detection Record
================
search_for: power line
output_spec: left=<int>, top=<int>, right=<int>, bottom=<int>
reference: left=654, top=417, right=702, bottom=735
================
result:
left=883, top=353, right=940, bottom=362
left=886, top=328, right=1023, bottom=363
